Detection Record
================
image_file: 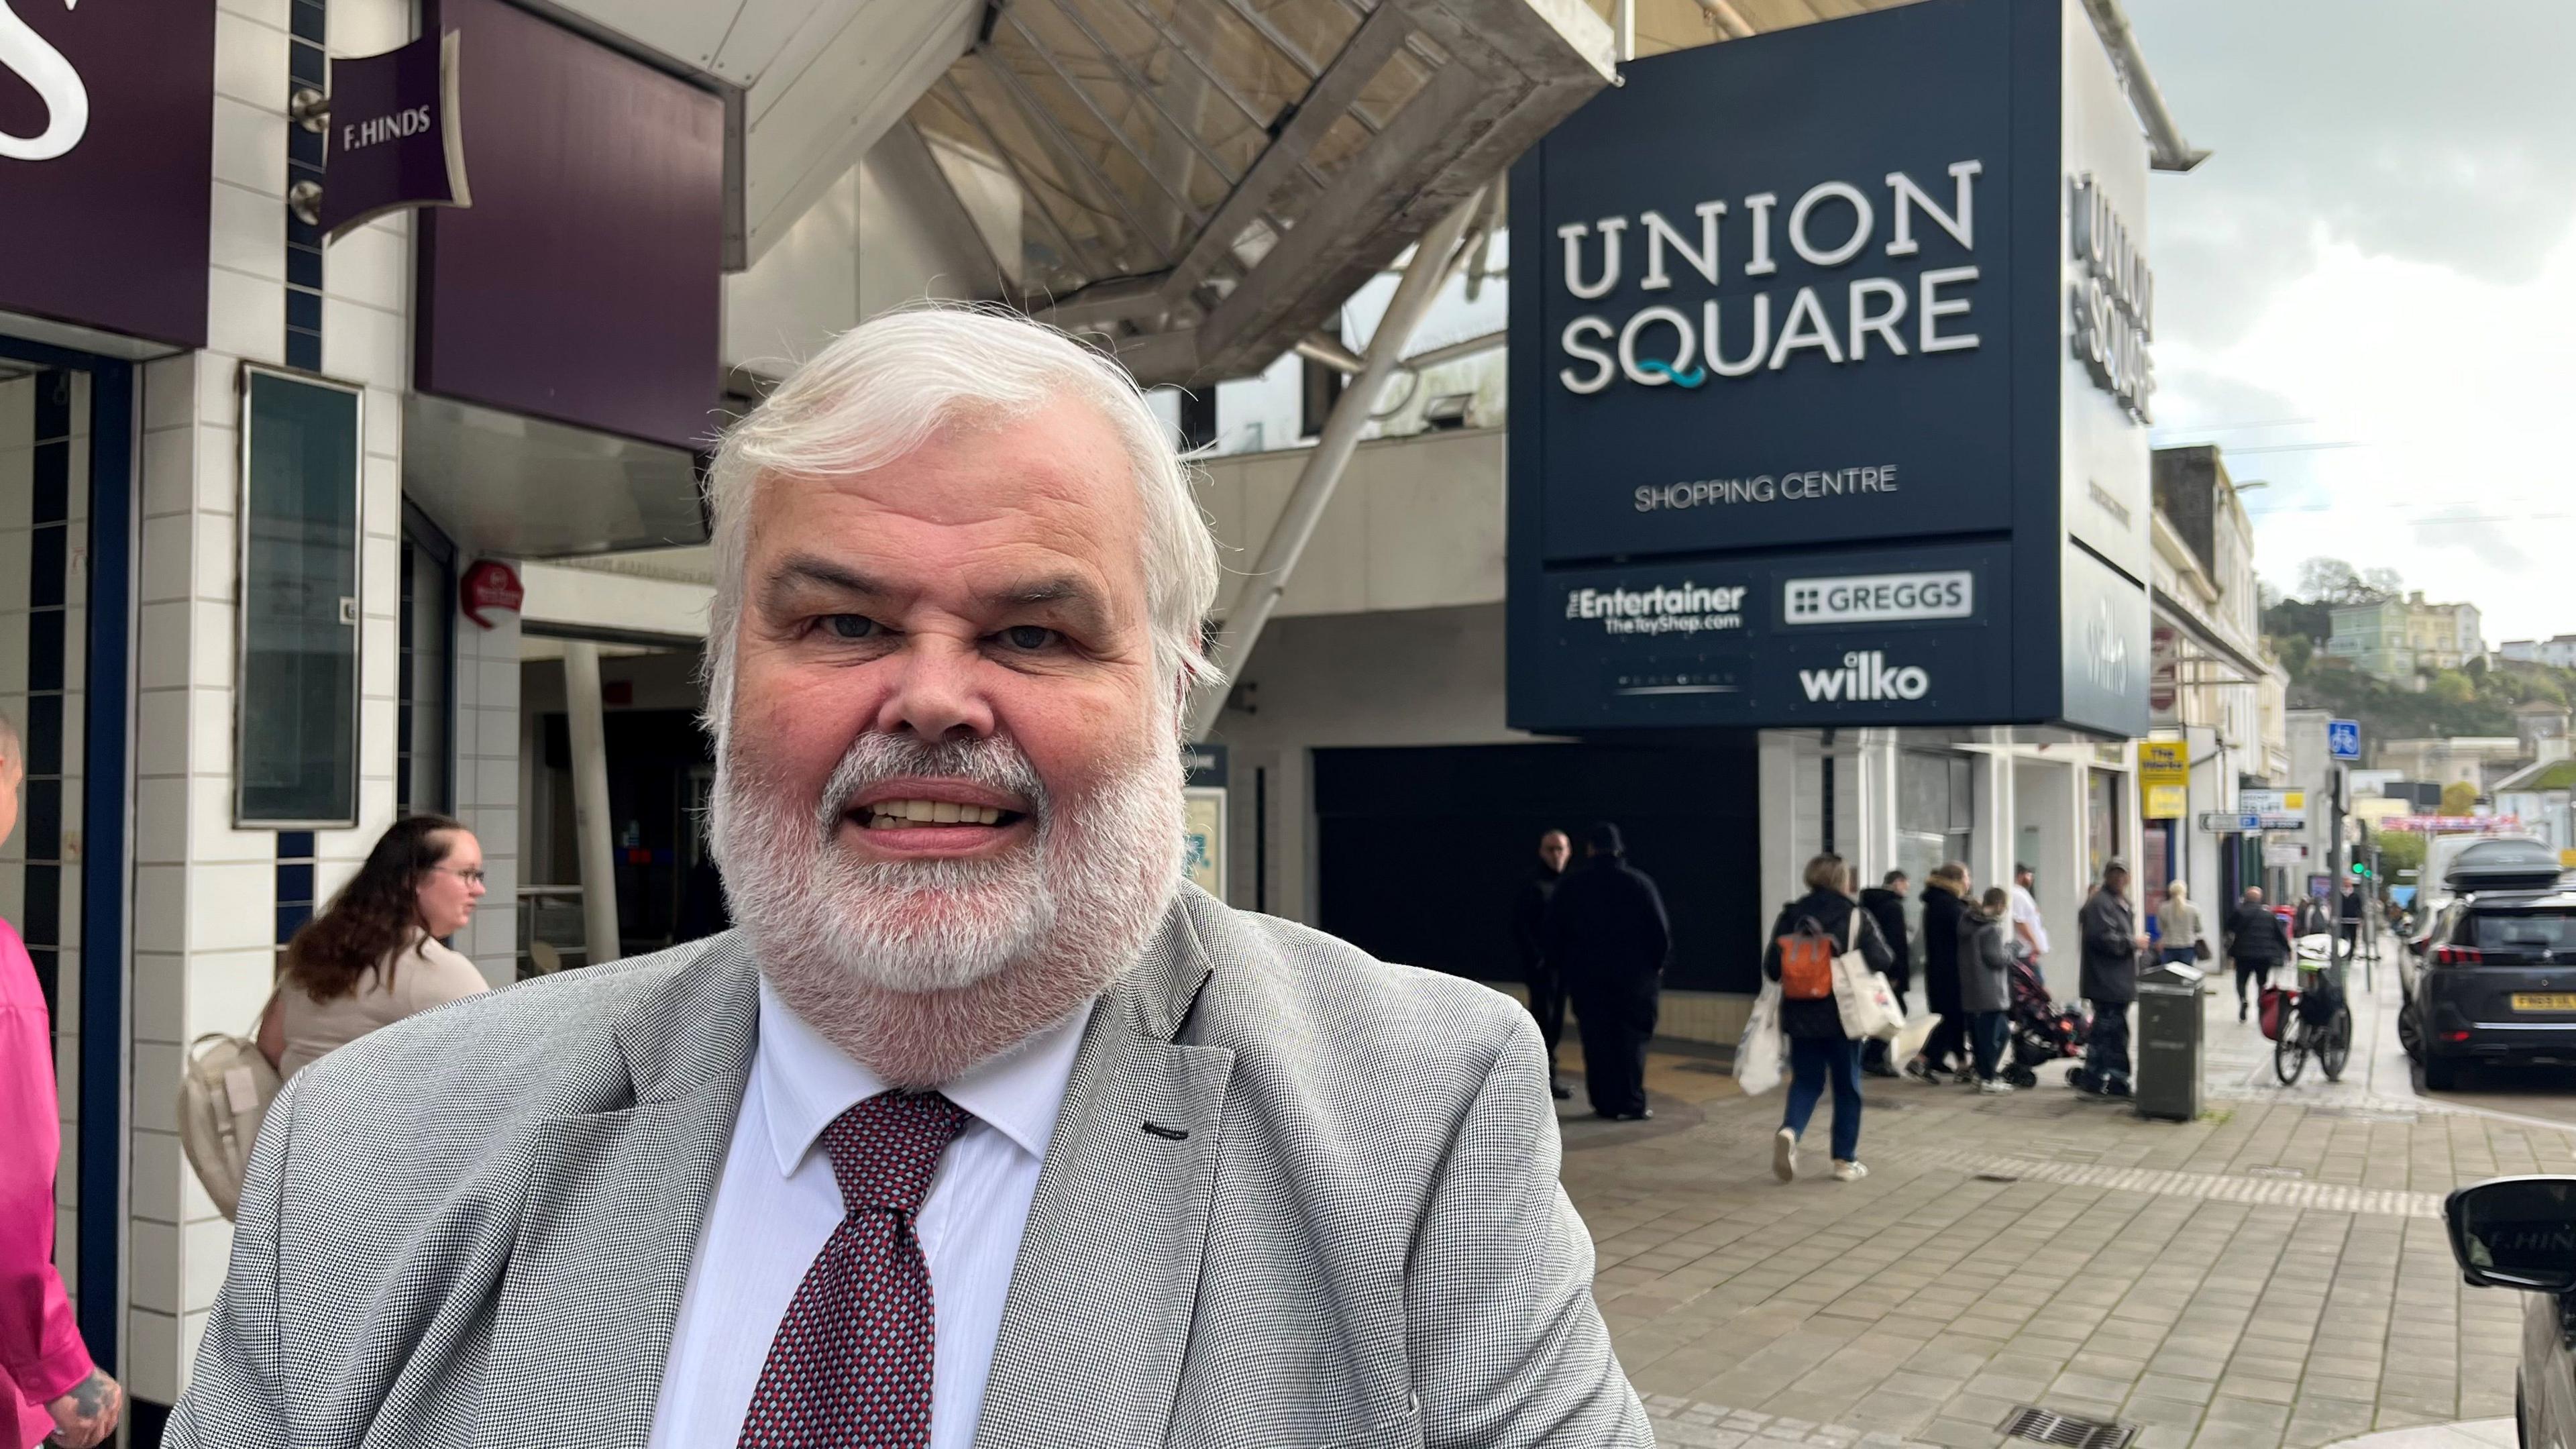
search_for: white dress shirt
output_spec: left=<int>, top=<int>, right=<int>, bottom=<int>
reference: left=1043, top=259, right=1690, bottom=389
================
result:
left=2009, top=883, right=2051, bottom=955
left=649, top=979, right=1091, bottom=1449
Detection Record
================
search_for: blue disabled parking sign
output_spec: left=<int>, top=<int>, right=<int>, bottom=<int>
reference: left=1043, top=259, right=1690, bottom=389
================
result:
left=2328, top=718, right=2361, bottom=761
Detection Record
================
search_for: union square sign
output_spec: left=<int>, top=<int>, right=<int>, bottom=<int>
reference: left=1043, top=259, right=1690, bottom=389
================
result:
left=1507, top=0, right=2159, bottom=739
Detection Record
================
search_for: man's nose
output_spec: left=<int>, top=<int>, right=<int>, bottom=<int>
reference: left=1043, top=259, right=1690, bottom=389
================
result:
left=871, top=637, right=996, bottom=741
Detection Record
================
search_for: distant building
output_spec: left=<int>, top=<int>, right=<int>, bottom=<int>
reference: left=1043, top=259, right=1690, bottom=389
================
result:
left=2501, top=635, right=2576, bottom=668
left=2374, top=737, right=2526, bottom=791
left=2513, top=700, right=2573, bottom=763
left=2324, top=592, right=2486, bottom=685
left=2149, top=447, right=2294, bottom=898
left=2493, top=759, right=2576, bottom=855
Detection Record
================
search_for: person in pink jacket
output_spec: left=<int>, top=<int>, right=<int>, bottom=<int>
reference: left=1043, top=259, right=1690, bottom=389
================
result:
left=0, top=715, right=120, bottom=1448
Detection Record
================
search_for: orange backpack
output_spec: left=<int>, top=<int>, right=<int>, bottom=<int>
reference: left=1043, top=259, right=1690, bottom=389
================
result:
left=1777, top=912, right=1856, bottom=1001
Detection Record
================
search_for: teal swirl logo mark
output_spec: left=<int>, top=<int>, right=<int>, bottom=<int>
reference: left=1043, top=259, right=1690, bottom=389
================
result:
left=1635, top=358, right=1707, bottom=388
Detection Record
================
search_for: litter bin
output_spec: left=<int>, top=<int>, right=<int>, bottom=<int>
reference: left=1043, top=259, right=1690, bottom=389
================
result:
left=2135, top=961, right=2204, bottom=1122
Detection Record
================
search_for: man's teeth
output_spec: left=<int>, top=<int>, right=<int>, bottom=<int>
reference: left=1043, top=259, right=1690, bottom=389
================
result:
left=860, top=800, right=1006, bottom=828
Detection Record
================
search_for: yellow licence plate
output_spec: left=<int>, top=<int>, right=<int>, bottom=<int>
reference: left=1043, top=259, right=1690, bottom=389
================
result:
left=2511, top=994, right=2576, bottom=1012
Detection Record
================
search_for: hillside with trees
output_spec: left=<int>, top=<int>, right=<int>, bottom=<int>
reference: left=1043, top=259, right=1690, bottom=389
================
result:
left=2261, top=557, right=2576, bottom=747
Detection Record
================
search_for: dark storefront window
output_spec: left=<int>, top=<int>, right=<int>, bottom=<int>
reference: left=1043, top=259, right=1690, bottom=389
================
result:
left=396, top=506, right=456, bottom=816
left=235, top=367, right=362, bottom=826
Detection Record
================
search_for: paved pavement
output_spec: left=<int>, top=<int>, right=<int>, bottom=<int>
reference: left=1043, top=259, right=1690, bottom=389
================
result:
left=1550, top=955, right=2573, bottom=1449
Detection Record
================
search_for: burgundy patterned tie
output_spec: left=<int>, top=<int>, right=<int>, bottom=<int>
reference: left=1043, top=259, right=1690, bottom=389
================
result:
left=737, top=1090, right=971, bottom=1448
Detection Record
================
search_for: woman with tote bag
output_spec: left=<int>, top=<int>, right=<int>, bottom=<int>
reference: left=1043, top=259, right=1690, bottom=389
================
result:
left=1759, top=854, right=1896, bottom=1183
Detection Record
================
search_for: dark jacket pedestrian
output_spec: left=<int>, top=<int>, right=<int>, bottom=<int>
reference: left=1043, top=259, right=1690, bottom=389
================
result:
left=1762, top=857, right=1894, bottom=1180
left=1857, top=882, right=1911, bottom=998
left=2073, top=864, right=2147, bottom=1093
left=1760, top=887, right=1896, bottom=1041
left=1544, top=824, right=1670, bottom=1120
left=2077, top=883, right=2142, bottom=1006
left=1913, top=869, right=1972, bottom=1075
left=1511, top=833, right=1571, bottom=1093
left=1958, top=903, right=2012, bottom=1015
left=2226, top=898, right=2291, bottom=962
left=1960, top=890, right=2017, bottom=1087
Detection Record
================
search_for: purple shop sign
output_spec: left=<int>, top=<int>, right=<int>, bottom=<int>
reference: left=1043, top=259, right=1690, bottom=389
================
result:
left=0, top=0, right=217, bottom=348
left=317, top=32, right=470, bottom=241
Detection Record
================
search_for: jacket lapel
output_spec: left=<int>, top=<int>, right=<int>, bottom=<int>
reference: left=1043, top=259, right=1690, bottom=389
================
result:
left=973, top=893, right=1236, bottom=1449
left=475, top=939, right=762, bottom=1449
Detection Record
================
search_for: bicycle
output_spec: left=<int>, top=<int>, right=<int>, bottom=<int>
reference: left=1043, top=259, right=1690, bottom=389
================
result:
left=2273, top=934, right=2351, bottom=1085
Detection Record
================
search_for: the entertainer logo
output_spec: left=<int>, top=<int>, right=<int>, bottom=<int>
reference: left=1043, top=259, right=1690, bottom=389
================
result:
left=1799, top=650, right=1929, bottom=702
left=1564, top=581, right=1747, bottom=637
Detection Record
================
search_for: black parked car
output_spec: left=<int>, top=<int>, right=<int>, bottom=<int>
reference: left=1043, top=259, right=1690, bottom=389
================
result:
left=2399, top=837, right=2576, bottom=1091
left=2445, top=1177, right=2576, bottom=1449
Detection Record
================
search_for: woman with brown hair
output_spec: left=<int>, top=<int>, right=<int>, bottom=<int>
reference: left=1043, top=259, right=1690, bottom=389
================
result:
left=258, top=815, right=492, bottom=1078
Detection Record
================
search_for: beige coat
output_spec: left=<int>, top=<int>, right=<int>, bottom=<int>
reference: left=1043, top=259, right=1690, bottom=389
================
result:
left=276, top=934, right=488, bottom=1079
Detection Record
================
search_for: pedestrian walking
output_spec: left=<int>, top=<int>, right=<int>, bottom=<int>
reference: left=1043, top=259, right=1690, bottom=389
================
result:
left=1960, top=886, right=2017, bottom=1094
left=2009, top=863, right=2051, bottom=967
left=1908, top=863, right=1972, bottom=1081
left=0, top=714, right=123, bottom=1448
left=1546, top=823, right=1672, bottom=1120
left=2156, top=879, right=2206, bottom=968
left=2223, top=885, right=2292, bottom=1022
left=1513, top=828, right=1574, bottom=1100
left=2073, top=859, right=2148, bottom=1093
left=258, top=814, right=492, bottom=1079
left=1857, top=871, right=1911, bottom=1078
left=2293, top=892, right=2329, bottom=940
left=1764, top=854, right=1894, bottom=1181
left=2337, top=879, right=2364, bottom=961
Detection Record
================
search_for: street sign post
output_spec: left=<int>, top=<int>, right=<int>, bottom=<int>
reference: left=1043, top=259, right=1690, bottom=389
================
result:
left=2328, top=718, right=2361, bottom=761
left=2199, top=812, right=2306, bottom=833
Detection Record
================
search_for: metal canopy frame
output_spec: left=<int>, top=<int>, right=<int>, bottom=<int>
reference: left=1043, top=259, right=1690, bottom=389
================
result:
left=905, top=0, right=1615, bottom=386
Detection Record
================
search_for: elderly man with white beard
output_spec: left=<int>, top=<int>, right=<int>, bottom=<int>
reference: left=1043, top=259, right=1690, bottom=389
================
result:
left=168, top=306, right=1650, bottom=1449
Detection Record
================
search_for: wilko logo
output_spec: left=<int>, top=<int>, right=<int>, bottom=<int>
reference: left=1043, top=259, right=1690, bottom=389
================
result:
left=1799, top=650, right=1929, bottom=702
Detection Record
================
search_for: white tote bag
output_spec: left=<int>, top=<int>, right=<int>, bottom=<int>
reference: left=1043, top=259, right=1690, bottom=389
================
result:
left=1831, top=912, right=1907, bottom=1042
left=1735, top=977, right=1784, bottom=1095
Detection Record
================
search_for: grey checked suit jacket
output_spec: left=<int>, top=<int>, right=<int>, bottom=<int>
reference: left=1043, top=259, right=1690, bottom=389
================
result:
left=166, top=886, right=1650, bottom=1448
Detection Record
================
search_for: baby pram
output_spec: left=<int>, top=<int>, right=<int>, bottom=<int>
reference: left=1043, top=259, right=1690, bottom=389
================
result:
left=1998, top=949, right=2088, bottom=1088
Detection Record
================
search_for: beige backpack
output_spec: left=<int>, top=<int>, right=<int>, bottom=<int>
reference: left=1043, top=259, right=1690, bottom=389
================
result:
left=178, top=1003, right=282, bottom=1220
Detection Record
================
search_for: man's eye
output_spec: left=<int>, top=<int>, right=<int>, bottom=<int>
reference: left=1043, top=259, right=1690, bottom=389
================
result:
left=999, top=625, right=1058, bottom=651
left=821, top=614, right=882, bottom=640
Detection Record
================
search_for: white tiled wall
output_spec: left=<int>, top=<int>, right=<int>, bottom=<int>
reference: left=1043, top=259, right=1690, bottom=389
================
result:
left=123, top=0, right=418, bottom=1402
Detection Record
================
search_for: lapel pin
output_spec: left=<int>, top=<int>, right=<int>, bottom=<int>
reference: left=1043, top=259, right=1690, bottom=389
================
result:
left=1140, top=1121, right=1189, bottom=1141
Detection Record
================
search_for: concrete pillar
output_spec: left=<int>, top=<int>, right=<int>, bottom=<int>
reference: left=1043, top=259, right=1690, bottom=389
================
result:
left=1852, top=729, right=1902, bottom=885
left=1972, top=731, right=2017, bottom=893
left=560, top=641, right=621, bottom=965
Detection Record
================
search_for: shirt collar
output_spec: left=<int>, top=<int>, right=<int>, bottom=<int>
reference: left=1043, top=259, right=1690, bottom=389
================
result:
left=755, top=975, right=1093, bottom=1179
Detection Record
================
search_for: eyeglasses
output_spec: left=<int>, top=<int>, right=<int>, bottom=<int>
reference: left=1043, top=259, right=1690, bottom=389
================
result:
left=433, top=865, right=487, bottom=887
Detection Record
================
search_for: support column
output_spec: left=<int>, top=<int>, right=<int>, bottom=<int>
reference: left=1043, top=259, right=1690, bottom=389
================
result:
left=560, top=641, right=621, bottom=966
left=1852, top=729, right=1902, bottom=885
left=1186, top=193, right=1483, bottom=741
left=1973, top=731, right=2017, bottom=893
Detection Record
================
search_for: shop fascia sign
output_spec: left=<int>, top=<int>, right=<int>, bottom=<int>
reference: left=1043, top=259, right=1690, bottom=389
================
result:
left=2068, top=172, right=2153, bottom=421
left=1552, top=162, right=1985, bottom=395
left=287, top=32, right=472, bottom=241
left=0, top=1, right=90, bottom=161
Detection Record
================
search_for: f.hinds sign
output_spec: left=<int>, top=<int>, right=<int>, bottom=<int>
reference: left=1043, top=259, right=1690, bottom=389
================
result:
left=0, top=0, right=217, bottom=347
left=1507, top=0, right=2159, bottom=739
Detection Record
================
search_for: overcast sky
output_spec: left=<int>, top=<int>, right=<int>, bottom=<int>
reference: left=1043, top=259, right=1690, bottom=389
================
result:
left=2129, top=0, right=2576, bottom=643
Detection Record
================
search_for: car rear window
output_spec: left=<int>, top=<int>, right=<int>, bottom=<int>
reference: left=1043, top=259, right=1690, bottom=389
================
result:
left=2469, top=910, right=2576, bottom=952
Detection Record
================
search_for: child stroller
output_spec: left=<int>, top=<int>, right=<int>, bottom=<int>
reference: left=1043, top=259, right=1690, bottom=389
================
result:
left=1998, top=949, right=2088, bottom=1088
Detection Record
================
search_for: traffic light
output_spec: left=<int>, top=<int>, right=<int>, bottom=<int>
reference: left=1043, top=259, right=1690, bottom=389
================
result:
left=2351, top=861, right=2373, bottom=879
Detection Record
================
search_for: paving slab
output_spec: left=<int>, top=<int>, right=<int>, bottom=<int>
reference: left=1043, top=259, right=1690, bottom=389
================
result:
left=1604, top=962, right=2567, bottom=1449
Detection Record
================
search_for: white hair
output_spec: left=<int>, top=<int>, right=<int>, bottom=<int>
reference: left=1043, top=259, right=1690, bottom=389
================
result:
left=700, top=303, right=1222, bottom=748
